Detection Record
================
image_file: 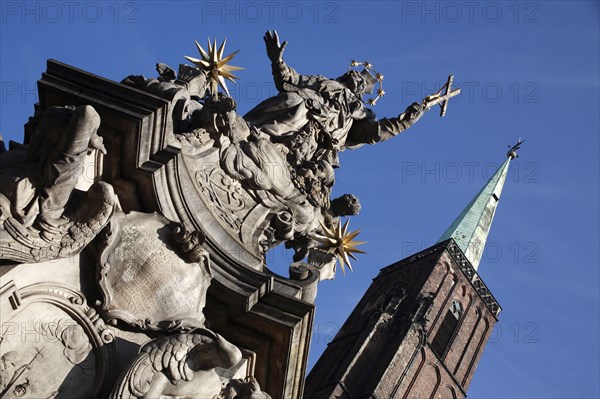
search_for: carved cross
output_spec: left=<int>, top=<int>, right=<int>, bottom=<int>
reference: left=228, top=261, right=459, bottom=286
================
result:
left=423, top=75, right=461, bottom=117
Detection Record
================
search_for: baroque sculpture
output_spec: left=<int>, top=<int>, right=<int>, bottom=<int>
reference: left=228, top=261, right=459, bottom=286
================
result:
left=123, top=30, right=458, bottom=271
left=0, top=30, right=460, bottom=398
left=0, top=105, right=116, bottom=264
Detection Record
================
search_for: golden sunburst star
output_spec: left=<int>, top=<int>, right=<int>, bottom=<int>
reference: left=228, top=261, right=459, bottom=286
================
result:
left=185, top=38, right=244, bottom=97
left=311, top=219, right=366, bottom=274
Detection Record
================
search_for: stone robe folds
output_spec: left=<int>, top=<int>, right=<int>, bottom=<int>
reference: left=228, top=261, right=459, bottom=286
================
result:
left=244, top=62, right=424, bottom=162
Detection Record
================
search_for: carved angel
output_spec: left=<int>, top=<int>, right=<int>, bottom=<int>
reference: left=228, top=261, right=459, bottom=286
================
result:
left=111, top=329, right=242, bottom=399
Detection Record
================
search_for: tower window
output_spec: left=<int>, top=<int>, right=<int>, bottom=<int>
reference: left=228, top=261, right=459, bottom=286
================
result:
left=431, top=301, right=463, bottom=358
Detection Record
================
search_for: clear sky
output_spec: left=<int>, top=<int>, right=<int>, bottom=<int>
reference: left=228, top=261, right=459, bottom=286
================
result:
left=1, top=1, right=599, bottom=398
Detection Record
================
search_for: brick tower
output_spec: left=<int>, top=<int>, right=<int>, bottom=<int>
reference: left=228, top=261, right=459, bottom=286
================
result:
left=304, top=143, right=522, bottom=399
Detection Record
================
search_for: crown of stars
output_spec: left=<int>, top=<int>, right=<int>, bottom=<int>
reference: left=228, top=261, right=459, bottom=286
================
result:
left=350, top=60, right=385, bottom=106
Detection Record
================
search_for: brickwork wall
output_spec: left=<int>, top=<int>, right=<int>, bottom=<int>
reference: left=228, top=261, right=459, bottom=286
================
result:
left=304, top=242, right=499, bottom=399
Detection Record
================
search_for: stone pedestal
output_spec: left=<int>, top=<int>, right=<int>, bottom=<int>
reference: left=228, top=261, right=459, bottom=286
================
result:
left=1, top=60, right=318, bottom=398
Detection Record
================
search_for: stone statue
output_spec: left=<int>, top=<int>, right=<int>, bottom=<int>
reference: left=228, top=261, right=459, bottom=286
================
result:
left=238, top=30, right=435, bottom=259
left=101, top=214, right=261, bottom=398
left=0, top=30, right=463, bottom=399
left=178, top=93, right=331, bottom=247
left=149, top=30, right=445, bottom=263
left=244, top=30, right=427, bottom=168
left=0, top=105, right=116, bottom=263
left=111, top=329, right=242, bottom=399
left=329, top=193, right=361, bottom=218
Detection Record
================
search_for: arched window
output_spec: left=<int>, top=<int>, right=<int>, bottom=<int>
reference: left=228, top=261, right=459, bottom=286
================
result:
left=431, top=300, right=463, bottom=358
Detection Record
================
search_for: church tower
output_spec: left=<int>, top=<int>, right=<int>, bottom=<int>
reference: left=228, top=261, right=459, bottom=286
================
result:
left=304, top=143, right=522, bottom=399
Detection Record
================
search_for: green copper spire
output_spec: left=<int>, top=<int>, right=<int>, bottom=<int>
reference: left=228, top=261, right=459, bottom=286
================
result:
left=438, top=140, right=523, bottom=270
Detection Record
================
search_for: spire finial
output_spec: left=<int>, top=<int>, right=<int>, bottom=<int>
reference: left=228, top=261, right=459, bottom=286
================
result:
left=507, top=138, right=524, bottom=159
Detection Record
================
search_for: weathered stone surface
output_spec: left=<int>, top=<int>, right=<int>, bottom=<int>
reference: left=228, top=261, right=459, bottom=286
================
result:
left=111, top=330, right=243, bottom=398
left=0, top=281, right=116, bottom=398
left=1, top=56, right=316, bottom=397
left=0, top=105, right=116, bottom=264
left=0, top=29, right=458, bottom=398
left=96, top=211, right=211, bottom=332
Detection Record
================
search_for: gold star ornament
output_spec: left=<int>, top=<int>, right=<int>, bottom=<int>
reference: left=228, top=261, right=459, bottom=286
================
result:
left=185, top=38, right=243, bottom=97
left=312, top=219, right=366, bottom=274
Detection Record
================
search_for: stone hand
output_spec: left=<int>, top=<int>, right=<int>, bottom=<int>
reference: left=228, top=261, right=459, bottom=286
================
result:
left=264, top=30, right=287, bottom=64
left=406, top=102, right=425, bottom=119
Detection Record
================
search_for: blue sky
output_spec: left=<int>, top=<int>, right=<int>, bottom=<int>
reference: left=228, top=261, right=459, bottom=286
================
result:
left=1, top=1, right=598, bottom=397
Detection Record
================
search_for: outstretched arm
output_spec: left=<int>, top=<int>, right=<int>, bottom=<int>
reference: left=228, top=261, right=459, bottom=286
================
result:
left=345, top=102, right=426, bottom=149
left=264, top=30, right=324, bottom=92
left=265, top=30, right=294, bottom=92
